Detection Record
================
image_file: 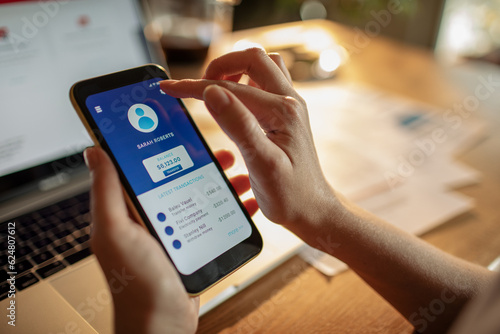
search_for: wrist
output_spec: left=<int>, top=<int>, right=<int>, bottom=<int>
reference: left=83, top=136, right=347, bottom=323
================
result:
left=285, top=185, right=349, bottom=252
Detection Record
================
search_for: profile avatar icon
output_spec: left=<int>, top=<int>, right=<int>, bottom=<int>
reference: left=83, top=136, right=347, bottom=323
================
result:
left=127, top=103, right=158, bottom=133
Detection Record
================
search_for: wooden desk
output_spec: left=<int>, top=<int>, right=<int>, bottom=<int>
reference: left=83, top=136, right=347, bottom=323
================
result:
left=170, top=20, right=500, bottom=334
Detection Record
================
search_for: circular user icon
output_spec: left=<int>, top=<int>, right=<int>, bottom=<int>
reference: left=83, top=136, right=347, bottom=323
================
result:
left=127, top=103, right=158, bottom=133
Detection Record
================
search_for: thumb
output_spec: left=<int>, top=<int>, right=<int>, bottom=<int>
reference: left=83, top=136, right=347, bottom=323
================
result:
left=84, top=147, right=129, bottom=237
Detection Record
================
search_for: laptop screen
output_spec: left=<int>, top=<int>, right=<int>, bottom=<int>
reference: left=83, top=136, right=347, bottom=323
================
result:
left=0, top=0, right=161, bottom=197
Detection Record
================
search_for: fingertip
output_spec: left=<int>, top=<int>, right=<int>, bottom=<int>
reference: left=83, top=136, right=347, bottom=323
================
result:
left=214, top=150, right=235, bottom=170
left=159, top=79, right=178, bottom=86
left=83, top=147, right=97, bottom=170
left=203, top=85, right=230, bottom=115
left=230, top=174, right=252, bottom=196
left=87, top=147, right=116, bottom=175
left=268, top=53, right=292, bottom=83
left=203, top=57, right=225, bottom=81
left=243, top=198, right=259, bottom=217
left=159, top=79, right=178, bottom=94
left=88, top=147, right=118, bottom=190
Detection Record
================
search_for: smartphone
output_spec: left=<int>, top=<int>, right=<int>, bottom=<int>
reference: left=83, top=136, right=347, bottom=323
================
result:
left=70, top=64, right=262, bottom=295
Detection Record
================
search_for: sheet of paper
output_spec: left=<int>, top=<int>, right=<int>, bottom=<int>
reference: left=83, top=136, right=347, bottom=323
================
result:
left=356, top=178, right=474, bottom=235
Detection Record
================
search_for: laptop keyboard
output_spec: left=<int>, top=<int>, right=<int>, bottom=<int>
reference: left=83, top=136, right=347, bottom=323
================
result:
left=0, top=192, right=92, bottom=301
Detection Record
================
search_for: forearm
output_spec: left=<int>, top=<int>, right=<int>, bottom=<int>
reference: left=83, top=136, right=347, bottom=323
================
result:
left=295, top=193, right=494, bottom=333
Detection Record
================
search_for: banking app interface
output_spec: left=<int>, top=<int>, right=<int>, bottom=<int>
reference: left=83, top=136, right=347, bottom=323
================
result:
left=86, top=78, right=252, bottom=275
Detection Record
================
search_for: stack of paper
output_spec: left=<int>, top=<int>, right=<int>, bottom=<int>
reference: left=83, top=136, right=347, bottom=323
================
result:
left=297, top=81, right=486, bottom=275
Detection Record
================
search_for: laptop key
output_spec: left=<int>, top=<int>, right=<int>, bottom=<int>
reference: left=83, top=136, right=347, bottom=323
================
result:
left=54, top=242, right=73, bottom=254
left=0, top=253, right=7, bottom=267
left=0, top=283, right=11, bottom=301
left=55, top=210, right=73, bottom=222
left=39, top=205, right=59, bottom=218
left=65, top=247, right=91, bottom=265
left=75, top=234, right=90, bottom=244
left=17, top=273, right=40, bottom=290
left=0, top=223, right=8, bottom=233
left=36, top=261, right=66, bottom=279
left=75, top=220, right=90, bottom=230
left=39, top=222, right=55, bottom=232
left=16, top=259, right=34, bottom=274
left=19, top=229, right=38, bottom=241
left=33, top=237, right=54, bottom=249
left=54, top=228, right=72, bottom=239
left=17, top=244, right=34, bottom=257
left=33, top=250, right=55, bottom=264
left=0, top=268, right=10, bottom=282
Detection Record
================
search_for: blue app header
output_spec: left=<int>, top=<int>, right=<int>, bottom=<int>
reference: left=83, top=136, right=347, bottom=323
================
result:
left=86, top=78, right=212, bottom=195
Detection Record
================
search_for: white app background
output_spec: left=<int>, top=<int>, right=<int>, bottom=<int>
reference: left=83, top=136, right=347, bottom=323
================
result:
left=137, top=163, right=251, bottom=275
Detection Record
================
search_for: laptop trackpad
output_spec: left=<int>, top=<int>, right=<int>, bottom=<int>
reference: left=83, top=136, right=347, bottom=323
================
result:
left=0, top=281, right=97, bottom=334
left=50, top=258, right=113, bottom=334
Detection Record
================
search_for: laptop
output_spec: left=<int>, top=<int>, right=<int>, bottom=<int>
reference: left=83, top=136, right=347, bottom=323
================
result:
left=0, top=1, right=302, bottom=332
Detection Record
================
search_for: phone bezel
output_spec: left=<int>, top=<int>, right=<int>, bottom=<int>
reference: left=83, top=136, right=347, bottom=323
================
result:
left=70, top=64, right=263, bottom=295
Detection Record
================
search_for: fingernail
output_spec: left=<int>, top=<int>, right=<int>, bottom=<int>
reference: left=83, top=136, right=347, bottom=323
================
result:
left=204, top=85, right=230, bottom=115
left=83, top=147, right=97, bottom=170
left=159, top=79, right=178, bottom=92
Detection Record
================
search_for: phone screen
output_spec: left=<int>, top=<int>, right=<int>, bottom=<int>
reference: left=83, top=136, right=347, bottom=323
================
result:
left=83, top=76, right=255, bottom=276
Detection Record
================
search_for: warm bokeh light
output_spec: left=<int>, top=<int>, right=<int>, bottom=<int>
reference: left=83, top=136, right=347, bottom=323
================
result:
left=318, top=49, right=342, bottom=72
left=436, top=0, right=500, bottom=62
left=300, top=0, right=327, bottom=21
left=232, top=39, right=265, bottom=51
left=225, top=22, right=349, bottom=80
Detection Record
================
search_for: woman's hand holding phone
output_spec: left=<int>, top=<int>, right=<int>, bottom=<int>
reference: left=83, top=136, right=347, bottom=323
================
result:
left=71, top=60, right=264, bottom=294
left=85, top=147, right=256, bottom=334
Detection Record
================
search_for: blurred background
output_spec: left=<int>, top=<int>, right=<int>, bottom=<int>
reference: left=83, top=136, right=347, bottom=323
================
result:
left=143, top=0, right=500, bottom=66
left=238, top=0, right=500, bottom=62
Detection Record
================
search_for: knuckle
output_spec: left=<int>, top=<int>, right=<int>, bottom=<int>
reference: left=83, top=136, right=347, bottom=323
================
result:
left=295, top=94, right=307, bottom=107
left=268, top=52, right=283, bottom=61
left=246, top=48, right=270, bottom=69
left=280, top=96, right=303, bottom=116
left=205, top=61, right=223, bottom=79
left=270, top=96, right=309, bottom=132
left=270, top=53, right=288, bottom=69
left=245, top=47, right=267, bottom=59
